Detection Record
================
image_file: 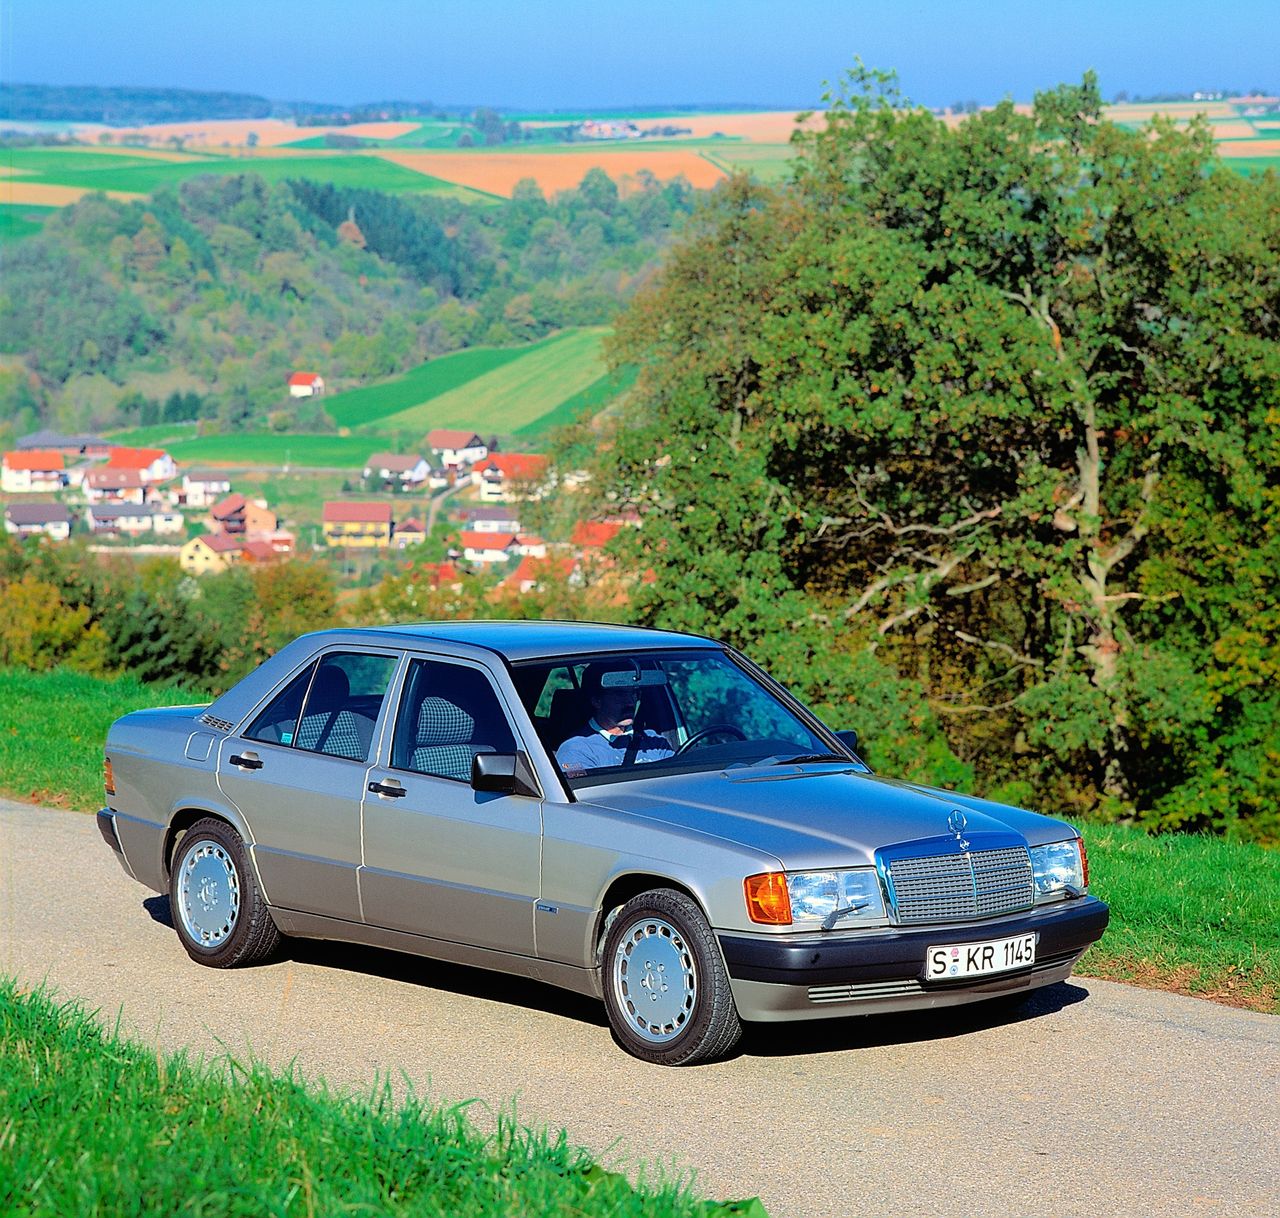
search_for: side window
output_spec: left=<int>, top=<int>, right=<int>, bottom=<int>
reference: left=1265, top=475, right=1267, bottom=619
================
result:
left=392, top=660, right=517, bottom=782
left=294, top=652, right=398, bottom=762
left=245, top=662, right=316, bottom=746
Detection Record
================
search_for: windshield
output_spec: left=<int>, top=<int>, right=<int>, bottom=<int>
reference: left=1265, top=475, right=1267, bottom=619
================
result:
left=512, top=648, right=849, bottom=787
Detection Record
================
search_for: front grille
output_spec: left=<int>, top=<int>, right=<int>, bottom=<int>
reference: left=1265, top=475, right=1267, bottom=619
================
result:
left=200, top=713, right=235, bottom=732
left=885, top=845, right=1033, bottom=924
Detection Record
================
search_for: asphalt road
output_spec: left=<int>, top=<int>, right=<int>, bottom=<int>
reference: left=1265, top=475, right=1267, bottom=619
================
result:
left=2, top=799, right=1277, bottom=1218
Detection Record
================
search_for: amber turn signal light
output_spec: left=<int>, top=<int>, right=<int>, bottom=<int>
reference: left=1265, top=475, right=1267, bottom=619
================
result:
left=744, top=872, right=792, bottom=925
left=103, top=757, right=115, bottom=797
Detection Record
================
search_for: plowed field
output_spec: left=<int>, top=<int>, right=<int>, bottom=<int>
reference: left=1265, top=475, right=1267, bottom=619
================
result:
left=0, top=181, right=143, bottom=206
left=379, top=148, right=725, bottom=196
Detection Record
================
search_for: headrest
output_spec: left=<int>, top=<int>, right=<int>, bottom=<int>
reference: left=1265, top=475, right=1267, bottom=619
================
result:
left=415, top=697, right=473, bottom=745
left=308, top=664, right=349, bottom=710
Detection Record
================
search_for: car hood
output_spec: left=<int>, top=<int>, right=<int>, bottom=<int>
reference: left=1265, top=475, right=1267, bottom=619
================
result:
left=577, top=764, right=1073, bottom=871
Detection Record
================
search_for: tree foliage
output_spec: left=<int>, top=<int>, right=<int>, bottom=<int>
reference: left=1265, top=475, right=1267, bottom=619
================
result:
left=573, top=67, right=1280, bottom=838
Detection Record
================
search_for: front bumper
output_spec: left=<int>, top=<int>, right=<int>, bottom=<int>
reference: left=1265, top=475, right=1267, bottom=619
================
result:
left=718, top=895, right=1108, bottom=1022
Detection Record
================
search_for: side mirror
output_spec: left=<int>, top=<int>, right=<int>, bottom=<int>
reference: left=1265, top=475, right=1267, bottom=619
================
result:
left=471, top=751, right=540, bottom=798
left=834, top=729, right=859, bottom=754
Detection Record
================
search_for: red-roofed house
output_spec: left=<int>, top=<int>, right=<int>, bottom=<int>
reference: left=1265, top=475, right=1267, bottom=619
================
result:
left=393, top=517, right=427, bottom=549
left=288, top=372, right=326, bottom=398
left=2, top=450, right=66, bottom=493
left=501, top=554, right=577, bottom=595
left=180, top=532, right=243, bottom=575
left=458, top=531, right=518, bottom=564
left=322, top=501, right=393, bottom=548
left=571, top=520, right=624, bottom=550
left=471, top=453, right=549, bottom=503
left=427, top=430, right=487, bottom=469
left=105, top=446, right=176, bottom=483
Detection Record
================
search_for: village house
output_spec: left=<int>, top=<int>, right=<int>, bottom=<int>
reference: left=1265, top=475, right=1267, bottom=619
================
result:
left=426, top=466, right=450, bottom=491
left=322, top=501, right=393, bottom=548
left=570, top=520, right=625, bottom=550
left=363, top=452, right=429, bottom=490
left=288, top=372, right=325, bottom=398
left=180, top=469, right=233, bottom=509
left=470, top=453, right=549, bottom=503
left=501, top=554, right=577, bottom=596
left=180, top=533, right=243, bottom=575
left=4, top=502, right=73, bottom=541
left=457, top=531, right=518, bottom=564
left=208, top=493, right=278, bottom=537
left=87, top=503, right=184, bottom=537
left=240, top=539, right=285, bottom=564
left=392, top=517, right=427, bottom=549
left=16, top=430, right=110, bottom=459
left=453, top=504, right=523, bottom=534
left=2, top=450, right=66, bottom=494
left=415, top=561, right=465, bottom=591
left=104, top=446, right=177, bottom=484
left=83, top=468, right=148, bottom=505
left=427, top=429, right=488, bottom=470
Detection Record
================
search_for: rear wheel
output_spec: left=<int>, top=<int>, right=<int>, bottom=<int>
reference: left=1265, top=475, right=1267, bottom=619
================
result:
left=602, top=888, right=742, bottom=1065
left=169, top=817, right=279, bottom=968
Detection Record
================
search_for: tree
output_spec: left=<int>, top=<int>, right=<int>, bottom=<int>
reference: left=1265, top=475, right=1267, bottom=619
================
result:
left=576, top=66, right=1280, bottom=835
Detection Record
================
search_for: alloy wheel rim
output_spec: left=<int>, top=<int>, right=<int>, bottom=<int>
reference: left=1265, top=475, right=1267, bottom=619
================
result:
left=176, top=839, right=241, bottom=949
left=611, top=916, right=697, bottom=1044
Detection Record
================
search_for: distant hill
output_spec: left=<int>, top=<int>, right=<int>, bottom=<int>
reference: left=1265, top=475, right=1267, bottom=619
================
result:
left=1, top=83, right=272, bottom=125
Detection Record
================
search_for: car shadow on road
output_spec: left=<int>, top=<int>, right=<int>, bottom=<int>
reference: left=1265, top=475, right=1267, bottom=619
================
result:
left=737, top=982, right=1090, bottom=1059
left=142, top=893, right=607, bottom=1026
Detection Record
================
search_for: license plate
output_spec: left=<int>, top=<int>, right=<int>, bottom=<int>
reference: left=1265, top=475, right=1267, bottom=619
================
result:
left=925, top=932, right=1037, bottom=980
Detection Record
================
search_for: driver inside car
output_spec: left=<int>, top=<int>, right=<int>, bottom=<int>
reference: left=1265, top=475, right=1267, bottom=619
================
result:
left=555, top=662, right=675, bottom=773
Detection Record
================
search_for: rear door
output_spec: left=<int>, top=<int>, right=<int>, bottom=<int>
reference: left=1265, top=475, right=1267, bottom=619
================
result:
left=359, top=655, right=543, bottom=956
left=217, top=648, right=401, bottom=922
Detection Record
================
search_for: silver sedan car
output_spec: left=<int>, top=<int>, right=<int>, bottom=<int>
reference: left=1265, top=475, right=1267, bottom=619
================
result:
left=99, top=621, right=1108, bottom=1065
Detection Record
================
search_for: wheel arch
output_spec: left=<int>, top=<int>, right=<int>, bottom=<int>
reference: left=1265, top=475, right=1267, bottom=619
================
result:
left=163, top=803, right=253, bottom=880
left=592, top=871, right=705, bottom=965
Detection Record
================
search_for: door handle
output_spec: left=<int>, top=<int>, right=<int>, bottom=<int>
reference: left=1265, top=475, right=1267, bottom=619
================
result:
left=229, top=754, right=264, bottom=770
left=368, top=780, right=406, bottom=798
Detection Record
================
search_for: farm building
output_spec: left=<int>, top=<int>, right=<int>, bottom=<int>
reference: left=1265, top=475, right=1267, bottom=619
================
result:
left=16, top=430, right=110, bottom=458
left=288, top=372, right=326, bottom=398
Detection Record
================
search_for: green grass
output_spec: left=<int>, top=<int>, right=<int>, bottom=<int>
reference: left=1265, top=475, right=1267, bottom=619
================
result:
left=1225, top=156, right=1280, bottom=176
left=0, top=668, right=205, bottom=810
left=378, top=328, right=607, bottom=433
left=513, top=364, right=638, bottom=440
left=0, top=979, right=762, bottom=1218
left=1075, top=821, right=1279, bottom=1012
left=700, top=143, right=796, bottom=183
left=104, top=421, right=201, bottom=447
left=2, top=148, right=468, bottom=197
left=162, top=432, right=388, bottom=468
left=0, top=202, right=55, bottom=243
left=326, top=339, right=559, bottom=429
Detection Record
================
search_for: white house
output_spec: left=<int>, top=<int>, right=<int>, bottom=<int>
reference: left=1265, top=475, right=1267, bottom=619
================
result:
left=454, top=505, right=523, bottom=534
left=363, top=452, right=429, bottom=489
left=458, top=531, right=518, bottom=564
left=288, top=372, right=325, bottom=398
left=104, top=447, right=177, bottom=485
left=87, top=503, right=184, bottom=536
left=181, top=469, right=233, bottom=509
left=470, top=453, right=549, bottom=503
left=83, top=469, right=148, bottom=505
left=427, top=429, right=488, bottom=469
left=4, top=503, right=73, bottom=541
left=2, top=449, right=66, bottom=494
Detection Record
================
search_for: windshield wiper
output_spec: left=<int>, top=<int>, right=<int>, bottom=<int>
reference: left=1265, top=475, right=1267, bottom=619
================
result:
left=768, top=752, right=849, bottom=765
left=821, top=901, right=871, bottom=931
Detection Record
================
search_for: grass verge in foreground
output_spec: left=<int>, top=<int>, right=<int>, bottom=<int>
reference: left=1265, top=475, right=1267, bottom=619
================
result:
left=0, top=667, right=205, bottom=810
left=0, top=980, right=765, bottom=1218
left=1073, top=821, right=1279, bottom=1013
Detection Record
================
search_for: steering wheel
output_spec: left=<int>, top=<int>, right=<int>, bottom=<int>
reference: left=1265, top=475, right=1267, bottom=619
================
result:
left=676, top=724, right=747, bottom=755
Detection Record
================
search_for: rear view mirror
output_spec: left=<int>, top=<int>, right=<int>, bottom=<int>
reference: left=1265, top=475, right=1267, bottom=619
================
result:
left=471, top=752, right=540, bottom=798
left=598, top=668, right=668, bottom=689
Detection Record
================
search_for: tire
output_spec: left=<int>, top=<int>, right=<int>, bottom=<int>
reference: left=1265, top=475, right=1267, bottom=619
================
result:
left=602, top=888, right=742, bottom=1066
left=169, top=817, right=280, bottom=968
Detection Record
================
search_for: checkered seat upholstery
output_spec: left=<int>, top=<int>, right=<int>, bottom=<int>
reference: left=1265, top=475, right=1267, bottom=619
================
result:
left=296, top=665, right=372, bottom=761
left=411, top=696, right=493, bottom=781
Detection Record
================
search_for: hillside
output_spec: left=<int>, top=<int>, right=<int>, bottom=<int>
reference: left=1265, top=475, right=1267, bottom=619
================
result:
left=0, top=170, right=691, bottom=443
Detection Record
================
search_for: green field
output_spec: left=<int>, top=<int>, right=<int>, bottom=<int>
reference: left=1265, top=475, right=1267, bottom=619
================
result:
left=513, top=364, right=638, bottom=440
left=0, top=202, right=55, bottom=243
left=2, top=147, right=480, bottom=199
left=0, top=980, right=755, bottom=1218
left=700, top=143, right=796, bottom=182
left=325, top=338, right=561, bottom=428
left=377, top=327, right=607, bottom=433
left=161, top=433, right=386, bottom=468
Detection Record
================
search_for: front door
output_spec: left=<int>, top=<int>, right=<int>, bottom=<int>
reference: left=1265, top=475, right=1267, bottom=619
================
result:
left=359, top=656, right=542, bottom=957
left=217, top=649, right=400, bottom=922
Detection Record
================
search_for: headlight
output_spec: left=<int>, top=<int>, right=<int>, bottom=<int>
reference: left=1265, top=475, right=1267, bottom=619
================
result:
left=1030, top=838, right=1086, bottom=901
left=744, top=868, right=886, bottom=927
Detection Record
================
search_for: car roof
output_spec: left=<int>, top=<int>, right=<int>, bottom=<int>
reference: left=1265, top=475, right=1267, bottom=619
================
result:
left=311, top=620, right=719, bottom=662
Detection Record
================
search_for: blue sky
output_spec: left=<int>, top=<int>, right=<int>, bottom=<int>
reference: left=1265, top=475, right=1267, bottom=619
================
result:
left=3, top=0, right=1276, bottom=110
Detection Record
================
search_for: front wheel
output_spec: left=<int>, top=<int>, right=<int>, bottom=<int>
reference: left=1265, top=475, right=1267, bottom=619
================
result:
left=169, top=817, right=280, bottom=968
left=602, top=888, right=742, bottom=1065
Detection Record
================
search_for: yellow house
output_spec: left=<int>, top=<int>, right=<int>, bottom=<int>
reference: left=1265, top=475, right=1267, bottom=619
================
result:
left=322, top=501, right=393, bottom=548
left=180, top=533, right=243, bottom=575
